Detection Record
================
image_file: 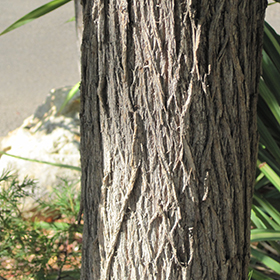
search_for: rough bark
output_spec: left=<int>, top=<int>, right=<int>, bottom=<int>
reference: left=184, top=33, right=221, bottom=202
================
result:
left=79, top=0, right=267, bottom=279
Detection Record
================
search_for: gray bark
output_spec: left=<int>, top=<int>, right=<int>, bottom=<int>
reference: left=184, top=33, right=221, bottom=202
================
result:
left=79, top=0, right=267, bottom=279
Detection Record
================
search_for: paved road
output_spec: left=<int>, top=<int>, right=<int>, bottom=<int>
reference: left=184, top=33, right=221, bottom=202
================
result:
left=0, top=2, right=279, bottom=136
left=266, top=3, right=280, bottom=33
left=0, top=0, right=79, bottom=136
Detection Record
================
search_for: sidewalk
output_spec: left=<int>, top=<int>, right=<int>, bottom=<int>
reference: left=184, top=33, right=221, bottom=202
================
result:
left=0, top=0, right=79, bottom=136
left=266, top=2, right=280, bottom=34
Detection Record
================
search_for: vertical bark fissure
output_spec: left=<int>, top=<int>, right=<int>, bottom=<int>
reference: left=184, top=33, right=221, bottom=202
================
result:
left=80, top=1, right=105, bottom=279
left=80, top=0, right=266, bottom=279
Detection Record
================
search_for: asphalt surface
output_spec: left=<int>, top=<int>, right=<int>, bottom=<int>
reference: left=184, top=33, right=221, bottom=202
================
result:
left=0, top=0, right=79, bottom=136
left=266, top=2, right=280, bottom=33
left=0, top=2, right=279, bottom=137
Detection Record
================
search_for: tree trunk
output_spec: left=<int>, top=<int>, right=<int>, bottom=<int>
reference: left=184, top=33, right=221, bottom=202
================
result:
left=79, top=1, right=266, bottom=279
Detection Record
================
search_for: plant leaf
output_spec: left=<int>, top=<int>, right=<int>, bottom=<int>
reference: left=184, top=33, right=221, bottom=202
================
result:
left=263, top=21, right=280, bottom=74
left=57, top=81, right=80, bottom=115
left=251, top=205, right=280, bottom=230
left=248, top=268, right=274, bottom=280
left=257, top=160, right=280, bottom=193
left=259, top=79, right=280, bottom=126
left=248, top=269, right=253, bottom=280
left=251, top=208, right=266, bottom=229
left=251, top=247, right=280, bottom=274
left=66, top=16, right=76, bottom=23
left=0, top=150, right=81, bottom=171
left=251, top=229, right=280, bottom=242
left=258, top=118, right=280, bottom=163
left=254, top=193, right=280, bottom=225
left=258, top=145, right=280, bottom=176
left=0, top=0, right=72, bottom=36
left=262, top=50, right=280, bottom=104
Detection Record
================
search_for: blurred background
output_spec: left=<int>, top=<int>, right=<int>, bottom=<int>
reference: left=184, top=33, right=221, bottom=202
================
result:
left=0, top=0, right=79, bottom=136
left=0, top=1, right=279, bottom=136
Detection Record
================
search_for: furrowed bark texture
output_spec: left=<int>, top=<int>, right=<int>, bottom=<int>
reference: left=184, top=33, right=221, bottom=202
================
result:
left=80, top=0, right=266, bottom=279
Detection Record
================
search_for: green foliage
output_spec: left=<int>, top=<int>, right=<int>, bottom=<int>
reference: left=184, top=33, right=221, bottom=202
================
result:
left=0, top=0, right=72, bottom=36
left=0, top=150, right=81, bottom=172
left=57, top=81, right=80, bottom=115
left=251, top=20, right=280, bottom=279
left=0, top=0, right=80, bottom=113
left=0, top=5, right=82, bottom=277
left=0, top=171, right=82, bottom=279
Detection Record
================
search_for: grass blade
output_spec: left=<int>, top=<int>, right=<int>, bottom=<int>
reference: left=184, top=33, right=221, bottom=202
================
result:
left=263, top=21, right=280, bottom=74
left=251, top=205, right=280, bottom=230
left=0, top=151, right=81, bottom=171
left=258, top=118, right=280, bottom=164
left=0, top=0, right=72, bottom=36
left=262, top=50, right=280, bottom=104
left=57, top=81, right=80, bottom=115
left=251, top=229, right=280, bottom=242
left=259, top=79, right=280, bottom=126
left=251, top=247, right=280, bottom=274
left=257, top=160, right=280, bottom=193
left=249, top=268, right=274, bottom=280
left=258, top=145, right=280, bottom=176
left=254, top=193, right=280, bottom=225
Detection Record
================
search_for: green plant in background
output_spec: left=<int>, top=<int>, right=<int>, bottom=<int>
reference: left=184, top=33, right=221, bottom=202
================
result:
left=0, top=149, right=81, bottom=172
left=0, top=0, right=72, bottom=36
left=0, top=0, right=80, bottom=115
left=0, top=1, right=82, bottom=278
left=0, top=0, right=82, bottom=171
left=250, top=20, right=280, bottom=280
left=0, top=170, right=82, bottom=280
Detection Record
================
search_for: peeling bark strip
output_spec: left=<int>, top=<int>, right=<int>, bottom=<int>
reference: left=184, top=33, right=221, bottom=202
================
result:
left=80, top=0, right=266, bottom=279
